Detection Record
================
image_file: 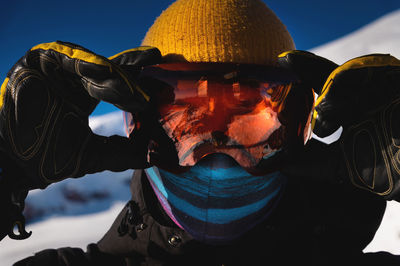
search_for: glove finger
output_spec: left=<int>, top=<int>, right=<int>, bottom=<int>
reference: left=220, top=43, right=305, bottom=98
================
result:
left=79, top=133, right=151, bottom=176
left=277, top=50, right=339, bottom=138
left=109, top=46, right=162, bottom=67
left=107, top=47, right=163, bottom=112
left=147, top=128, right=189, bottom=175
left=80, top=111, right=160, bottom=175
left=105, top=46, right=162, bottom=112
left=28, top=41, right=158, bottom=114
left=278, top=50, right=338, bottom=94
left=131, top=112, right=189, bottom=174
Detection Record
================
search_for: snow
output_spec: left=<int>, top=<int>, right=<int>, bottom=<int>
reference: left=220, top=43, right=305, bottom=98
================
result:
left=311, top=9, right=400, bottom=64
left=365, top=201, right=400, bottom=254
left=88, top=111, right=127, bottom=137
left=1, top=9, right=400, bottom=264
left=0, top=202, right=125, bottom=266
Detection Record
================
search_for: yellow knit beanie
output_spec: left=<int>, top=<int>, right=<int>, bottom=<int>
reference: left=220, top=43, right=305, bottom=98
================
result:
left=142, top=0, right=295, bottom=66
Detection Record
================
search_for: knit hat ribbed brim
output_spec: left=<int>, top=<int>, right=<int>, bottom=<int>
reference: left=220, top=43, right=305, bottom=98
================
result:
left=142, top=0, right=295, bottom=66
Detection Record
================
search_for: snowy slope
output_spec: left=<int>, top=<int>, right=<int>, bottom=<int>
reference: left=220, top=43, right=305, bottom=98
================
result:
left=311, top=9, right=400, bottom=64
left=1, top=9, right=400, bottom=264
left=0, top=203, right=125, bottom=266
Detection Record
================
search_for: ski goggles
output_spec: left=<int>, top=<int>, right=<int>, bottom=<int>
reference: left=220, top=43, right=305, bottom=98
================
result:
left=124, top=63, right=314, bottom=174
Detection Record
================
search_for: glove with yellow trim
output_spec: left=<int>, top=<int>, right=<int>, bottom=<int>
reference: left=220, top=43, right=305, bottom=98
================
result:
left=279, top=50, right=400, bottom=201
left=0, top=41, right=162, bottom=189
left=0, top=41, right=163, bottom=240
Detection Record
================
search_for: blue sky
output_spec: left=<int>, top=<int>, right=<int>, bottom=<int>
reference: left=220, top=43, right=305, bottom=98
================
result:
left=1, top=0, right=399, bottom=115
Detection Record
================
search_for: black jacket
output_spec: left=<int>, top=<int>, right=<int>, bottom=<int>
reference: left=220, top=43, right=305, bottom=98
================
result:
left=94, top=168, right=392, bottom=266
left=16, top=165, right=399, bottom=266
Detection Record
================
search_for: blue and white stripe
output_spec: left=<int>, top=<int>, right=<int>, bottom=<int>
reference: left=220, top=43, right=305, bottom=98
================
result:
left=145, top=154, right=286, bottom=244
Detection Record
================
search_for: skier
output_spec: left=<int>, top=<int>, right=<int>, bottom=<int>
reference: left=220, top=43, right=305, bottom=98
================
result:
left=0, top=0, right=399, bottom=265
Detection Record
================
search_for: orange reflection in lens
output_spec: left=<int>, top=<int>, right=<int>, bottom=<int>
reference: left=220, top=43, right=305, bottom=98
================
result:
left=226, top=100, right=281, bottom=147
left=156, top=76, right=293, bottom=167
left=209, top=97, right=215, bottom=112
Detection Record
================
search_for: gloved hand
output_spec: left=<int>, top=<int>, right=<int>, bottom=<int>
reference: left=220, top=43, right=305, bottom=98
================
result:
left=0, top=41, right=163, bottom=240
left=278, top=50, right=400, bottom=201
left=0, top=42, right=162, bottom=240
left=0, top=41, right=162, bottom=190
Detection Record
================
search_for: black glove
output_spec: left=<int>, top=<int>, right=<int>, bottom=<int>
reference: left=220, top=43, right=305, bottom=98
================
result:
left=0, top=41, right=162, bottom=190
left=0, top=41, right=163, bottom=240
left=279, top=50, right=400, bottom=201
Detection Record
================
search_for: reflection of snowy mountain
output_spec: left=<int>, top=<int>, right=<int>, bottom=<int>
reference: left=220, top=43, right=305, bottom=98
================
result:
left=1, top=9, right=400, bottom=265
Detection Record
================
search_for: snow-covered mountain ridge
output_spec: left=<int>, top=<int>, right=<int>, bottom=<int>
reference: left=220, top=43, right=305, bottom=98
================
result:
left=311, top=9, right=400, bottom=64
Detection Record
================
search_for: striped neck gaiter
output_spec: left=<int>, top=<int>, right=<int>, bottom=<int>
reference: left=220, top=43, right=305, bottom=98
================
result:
left=144, top=154, right=286, bottom=244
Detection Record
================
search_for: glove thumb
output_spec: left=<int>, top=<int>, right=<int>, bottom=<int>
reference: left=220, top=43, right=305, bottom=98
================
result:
left=79, top=133, right=150, bottom=176
left=278, top=50, right=339, bottom=137
left=278, top=50, right=338, bottom=95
